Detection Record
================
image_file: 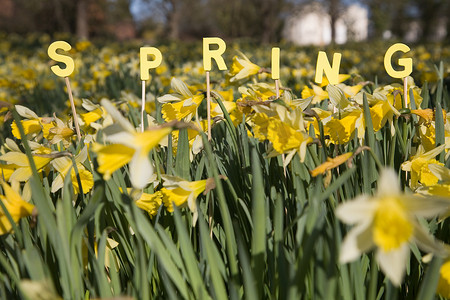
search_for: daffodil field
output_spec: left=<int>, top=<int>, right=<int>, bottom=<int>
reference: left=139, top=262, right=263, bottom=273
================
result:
left=1, top=34, right=450, bottom=299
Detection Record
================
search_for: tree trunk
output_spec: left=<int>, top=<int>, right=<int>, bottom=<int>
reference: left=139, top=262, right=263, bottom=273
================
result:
left=76, top=0, right=89, bottom=40
left=53, top=0, right=70, bottom=33
left=329, top=0, right=338, bottom=44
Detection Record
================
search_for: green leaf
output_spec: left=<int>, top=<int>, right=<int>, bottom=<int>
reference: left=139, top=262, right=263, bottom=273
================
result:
left=250, top=145, right=266, bottom=297
left=175, top=128, right=191, bottom=180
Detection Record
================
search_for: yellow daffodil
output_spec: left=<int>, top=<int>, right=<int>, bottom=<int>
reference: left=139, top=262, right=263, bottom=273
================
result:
left=438, top=256, right=450, bottom=298
left=158, top=77, right=205, bottom=122
left=0, top=180, right=35, bottom=235
left=416, top=164, right=450, bottom=219
left=301, top=84, right=328, bottom=104
left=50, top=146, right=93, bottom=195
left=318, top=74, right=351, bottom=87
left=226, top=53, right=261, bottom=83
left=377, top=77, right=423, bottom=110
left=0, top=151, right=53, bottom=182
left=135, top=190, right=163, bottom=217
left=46, top=116, right=75, bottom=147
left=324, top=109, right=363, bottom=144
left=266, top=117, right=312, bottom=162
left=401, top=144, right=446, bottom=189
left=337, top=82, right=365, bottom=98
left=336, top=168, right=448, bottom=286
left=11, top=105, right=53, bottom=140
left=161, top=175, right=207, bottom=225
left=93, top=99, right=171, bottom=189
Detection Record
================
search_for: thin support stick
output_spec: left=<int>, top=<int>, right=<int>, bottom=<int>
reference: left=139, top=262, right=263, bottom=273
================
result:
left=206, top=71, right=211, bottom=140
left=141, top=80, right=146, bottom=132
left=403, top=77, right=408, bottom=108
left=275, top=79, right=280, bottom=99
left=64, top=77, right=81, bottom=141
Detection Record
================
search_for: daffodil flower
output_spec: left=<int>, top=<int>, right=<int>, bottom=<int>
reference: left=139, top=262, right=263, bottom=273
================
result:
left=134, top=190, right=163, bottom=217
left=301, top=84, right=329, bottom=104
left=266, top=116, right=312, bottom=163
left=11, top=105, right=53, bottom=140
left=318, top=74, right=351, bottom=87
left=226, top=53, right=261, bottom=83
left=336, top=168, right=449, bottom=286
left=437, top=254, right=450, bottom=298
left=161, top=175, right=208, bottom=225
left=93, top=99, right=171, bottom=189
left=401, top=144, right=445, bottom=189
left=79, top=98, right=112, bottom=131
left=50, top=146, right=93, bottom=195
left=0, top=180, right=35, bottom=235
left=376, top=77, right=423, bottom=110
left=158, top=78, right=205, bottom=122
left=324, top=109, right=363, bottom=144
left=46, top=115, right=75, bottom=147
left=0, top=148, right=53, bottom=182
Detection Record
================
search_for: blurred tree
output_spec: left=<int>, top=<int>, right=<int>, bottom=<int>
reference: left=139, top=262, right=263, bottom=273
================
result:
left=328, top=0, right=340, bottom=44
left=0, top=0, right=134, bottom=39
left=77, top=0, right=89, bottom=39
left=412, top=0, right=448, bottom=41
left=139, top=0, right=286, bottom=42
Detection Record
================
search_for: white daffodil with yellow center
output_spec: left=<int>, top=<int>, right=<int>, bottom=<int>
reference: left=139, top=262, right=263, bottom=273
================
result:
left=93, top=99, right=171, bottom=189
left=336, top=168, right=449, bottom=286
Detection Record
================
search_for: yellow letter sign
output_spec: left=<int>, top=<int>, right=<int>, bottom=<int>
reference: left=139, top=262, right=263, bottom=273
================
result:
left=315, top=51, right=342, bottom=85
left=140, top=47, right=162, bottom=81
left=271, top=47, right=280, bottom=80
left=384, top=43, right=412, bottom=78
left=47, top=41, right=75, bottom=77
left=203, top=37, right=227, bottom=71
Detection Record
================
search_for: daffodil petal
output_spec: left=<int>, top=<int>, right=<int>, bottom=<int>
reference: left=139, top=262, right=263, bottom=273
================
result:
left=412, top=222, right=446, bottom=256
left=129, top=151, right=154, bottom=189
left=376, top=243, right=409, bottom=286
left=335, top=196, right=375, bottom=224
left=339, top=220, right=374, bottom=263
left=376, top=169, right=401, bottom=197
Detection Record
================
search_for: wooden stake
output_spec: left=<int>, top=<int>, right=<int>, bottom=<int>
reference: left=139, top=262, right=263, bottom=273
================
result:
left=206, top=71, right=211, bottom=140
left=141, top=80, right=146, bottom=132
left=403, top=77, right=408, bottom=108
left=275, top=79, right=280, bottom=99
left=64, top=77, right=81, bottom=141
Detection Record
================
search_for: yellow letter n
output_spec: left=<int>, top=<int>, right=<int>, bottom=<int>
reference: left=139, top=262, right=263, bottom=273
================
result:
left=314, top=51, right=342, bottom=85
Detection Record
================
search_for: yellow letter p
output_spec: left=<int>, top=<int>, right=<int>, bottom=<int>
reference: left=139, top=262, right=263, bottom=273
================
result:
left=140, top=47, right=163, bottom=81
